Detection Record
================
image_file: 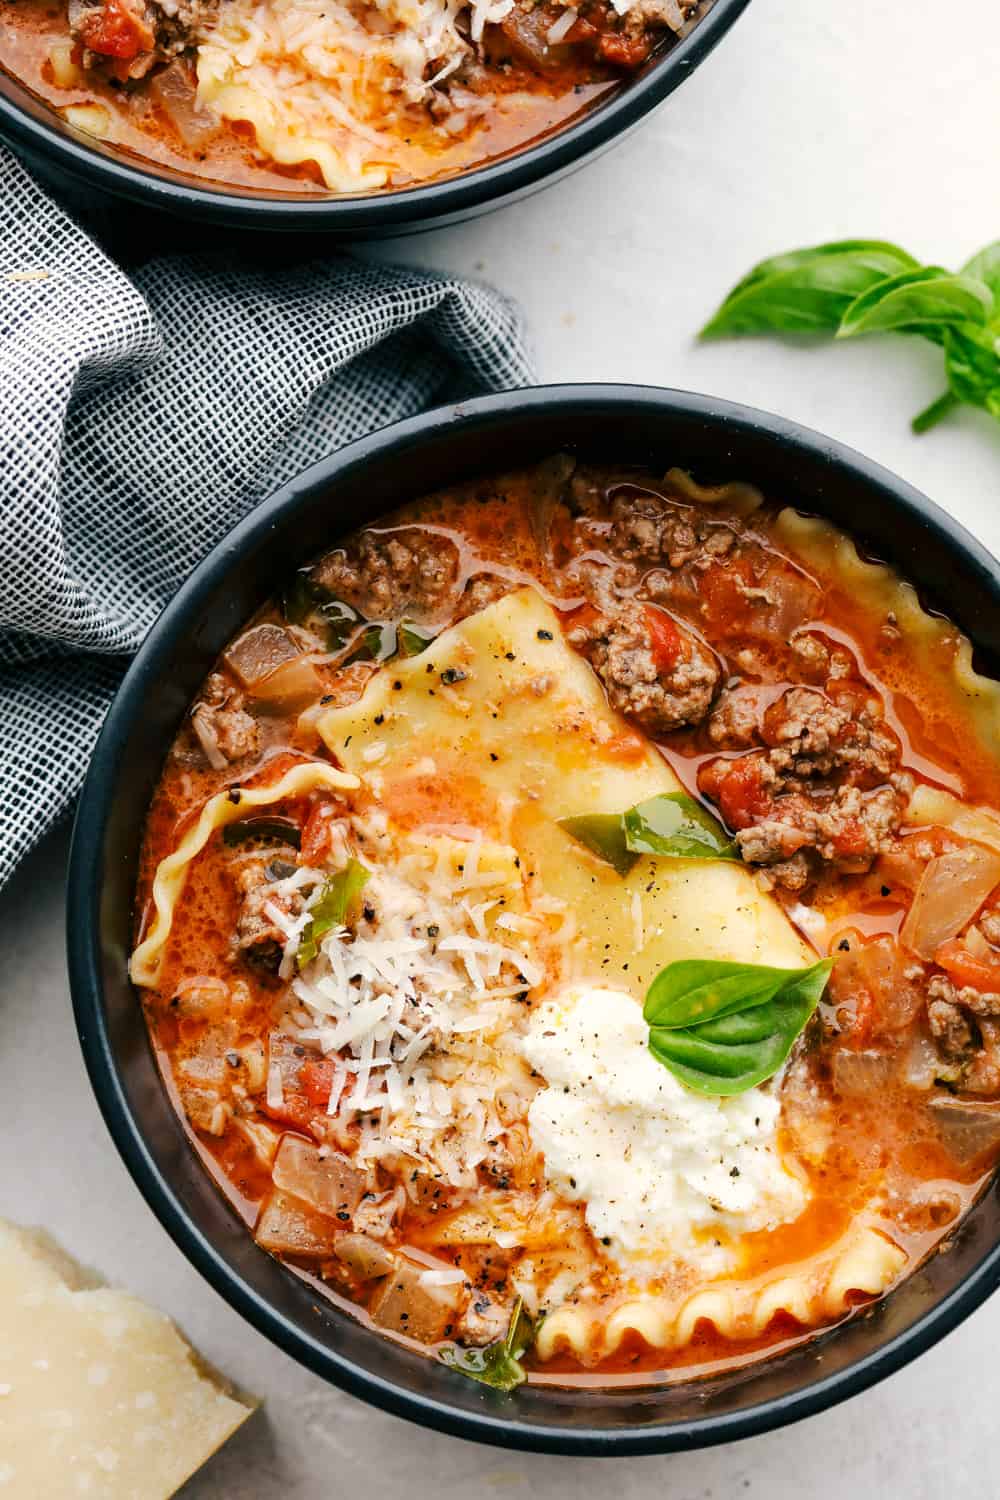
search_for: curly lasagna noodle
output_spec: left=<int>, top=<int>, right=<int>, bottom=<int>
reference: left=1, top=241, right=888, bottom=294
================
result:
left=131, top=458, right=1000, bottom=1385
left=0, top=0, right=700, bottom=191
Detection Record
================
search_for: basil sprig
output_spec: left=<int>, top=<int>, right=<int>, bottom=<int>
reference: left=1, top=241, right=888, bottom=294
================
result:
left=643, top=957, right=832, bottom=1096
left=558, top=792, right=736, bottom=876
left=296, top=859, right=370, bottom=968
left=439, top=1298, right=534, bottom=1392
left=701, top=238, right=1000, bottom=436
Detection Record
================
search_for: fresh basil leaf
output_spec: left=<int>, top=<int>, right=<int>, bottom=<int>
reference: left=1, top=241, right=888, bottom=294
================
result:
left=943, top=325, right=1000, bottom=419
left=961, top=241, right=1000, bottom=299
left=558, top=813, right=637, bottom=876
left=700, top=242, right=919, bottom=338
left=624, top=793, right=738, bottom=862
left=439, top=1298, right=534, bottom=1392
left=644, top=957, right=832, bottom=1096
left=714, top=240, right=919, bottom=306
left=837, top=267, right=993, bottom=340
left=399, top=621, right=437, bottom=657
left=644, top=959, right=804, bottom=1029
left=296, top=859, right=370, bottom=968
left=560, top=794, right=737, bottom=875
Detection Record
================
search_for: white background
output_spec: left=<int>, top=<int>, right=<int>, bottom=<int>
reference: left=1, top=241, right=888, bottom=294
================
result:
left=6, top=0, right=1000, bottom=1493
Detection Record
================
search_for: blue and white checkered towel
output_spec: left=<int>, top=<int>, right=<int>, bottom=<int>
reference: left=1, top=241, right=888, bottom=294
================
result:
left=0, top=145, right=534, bottom=884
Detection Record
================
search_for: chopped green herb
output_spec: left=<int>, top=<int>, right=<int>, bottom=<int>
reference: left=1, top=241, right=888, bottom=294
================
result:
left=321, top=599, right=362, bottom=653
left=296, top=859, right=370, bottom=968
left=399, top=621, right=437, bottom=656
left=354, top=622, right=398, bottom=663
left=439, top=1298, right=534, bottom=1392
left=644, top=957, right=833, bottom=1096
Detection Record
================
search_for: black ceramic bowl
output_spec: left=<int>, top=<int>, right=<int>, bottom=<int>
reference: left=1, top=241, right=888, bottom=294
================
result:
left=68, top=385, right=1000, bottom=1454
left=0, top=0, right=748, bottom=235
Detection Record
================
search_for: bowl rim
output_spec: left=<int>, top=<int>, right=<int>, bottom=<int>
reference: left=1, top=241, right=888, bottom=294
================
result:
left=0, top=0, right=749, bottom=230
left=67, top=383, right=1000, bottom=1454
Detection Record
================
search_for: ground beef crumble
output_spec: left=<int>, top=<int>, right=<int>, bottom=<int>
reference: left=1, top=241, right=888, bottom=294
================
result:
left=189, top=672, right=260, bottom=767
left=602, top=486, right=738, bottom=572
left=313, top=529, right=460, bottom=622
left=230, top=857, right=306, bottom=971
left=699, top=680, right=912, bottom=892
left=567, top=598, right=720, bottom=735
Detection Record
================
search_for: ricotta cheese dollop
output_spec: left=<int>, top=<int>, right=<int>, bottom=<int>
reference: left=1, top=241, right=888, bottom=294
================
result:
left=521, top=985, right=808, bottom=1273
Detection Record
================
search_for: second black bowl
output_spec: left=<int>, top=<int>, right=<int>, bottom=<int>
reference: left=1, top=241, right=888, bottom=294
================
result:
left=0, top=0, right=748, bottom=235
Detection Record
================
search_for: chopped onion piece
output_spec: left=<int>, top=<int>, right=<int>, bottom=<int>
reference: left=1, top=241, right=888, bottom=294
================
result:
left=546, top=7, right=577, bottom=43
left=398, top=1245, right=469, bottom=1288
left=266, top=1061, right=284, bottom=1110
left=225, top=623, right=302, bottom=686
left=61, top=103, right=111, bottom=138
left=963, top=925, right=992, bottom=960
left=930, top=1097, right=1000, bottom=1165
left=190, top=707, right=227, bottom=770
left=900, top=844, right=1000, bottom=960
left=334, top=1233, right=396, bottom=1279
left=49, top=40, right=83, bottom=88
left=252, top=655, right=323, bottom=709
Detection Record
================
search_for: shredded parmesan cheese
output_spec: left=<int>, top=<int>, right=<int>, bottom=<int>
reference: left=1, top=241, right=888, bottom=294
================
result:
left=280, top=824, right=563, bottom=1185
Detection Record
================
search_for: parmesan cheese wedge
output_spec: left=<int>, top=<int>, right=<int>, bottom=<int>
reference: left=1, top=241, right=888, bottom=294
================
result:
left=0, top=1220, right=255, bottom=1498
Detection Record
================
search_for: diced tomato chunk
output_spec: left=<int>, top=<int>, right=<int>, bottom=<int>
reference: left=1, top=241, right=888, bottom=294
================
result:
left=565, top=16, right=597, bottom=42
left=564, top=602, right=601, bottom=635
left=830, top=817, right=868, bottom=858
left=699, top=754, right=770, bottom=831
left=643, top=605, right=684, bottom=673
left=79, top=0, right=152, bottom=59
left=597, top=30, right=652, bottom=66
left=259, top=1092, right=316, bottom=1133
left=697, top=559, right=757, bottom=635
left=300, top=801, right=340, bottom=866
left=936, top=941, right=1000, bottom=994
left=300, top=1058, right=335, bottom=1109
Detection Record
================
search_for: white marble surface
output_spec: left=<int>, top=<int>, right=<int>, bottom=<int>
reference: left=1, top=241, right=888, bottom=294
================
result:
left=6, top=0, right=1000, bottom=1493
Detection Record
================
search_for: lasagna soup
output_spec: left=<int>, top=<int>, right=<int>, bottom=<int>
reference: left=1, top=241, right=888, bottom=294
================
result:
left=132, top=458, right=1000, bottom=1387
left=0, top=0, right=701, bottom=192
